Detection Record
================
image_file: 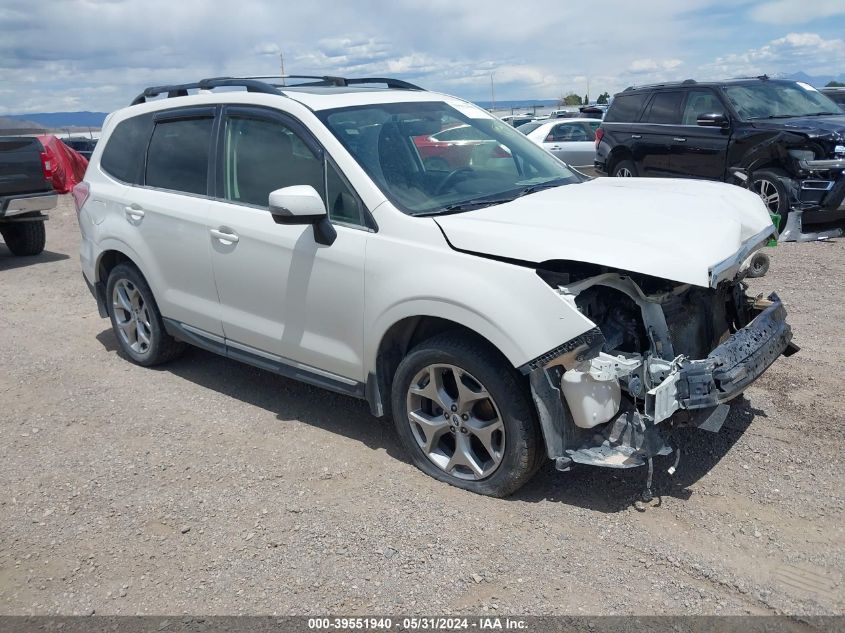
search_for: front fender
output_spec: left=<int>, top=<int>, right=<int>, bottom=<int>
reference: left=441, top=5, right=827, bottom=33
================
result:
left=364, top=238, right=598, bottom=376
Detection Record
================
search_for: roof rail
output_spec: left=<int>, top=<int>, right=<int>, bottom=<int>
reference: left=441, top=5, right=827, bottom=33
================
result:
left=130, top=77, right=283, bottom=105
left=247, top=75, right=425, bottom=90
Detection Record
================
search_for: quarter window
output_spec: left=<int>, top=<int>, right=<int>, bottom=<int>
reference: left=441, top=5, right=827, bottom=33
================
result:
left=145, top=117, right=213, bottom=195
left=645, top=92, right=684, bottom=124
left=100, top=114, right=153, bottom=184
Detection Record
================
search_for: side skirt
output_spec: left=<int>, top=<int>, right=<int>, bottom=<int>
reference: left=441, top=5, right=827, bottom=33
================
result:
left=162, top=318, right=367, bottom=400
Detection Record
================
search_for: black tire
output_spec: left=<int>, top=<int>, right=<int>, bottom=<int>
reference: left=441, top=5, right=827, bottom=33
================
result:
left=611, top=158, right=638, bottom=178
left=391, top=332, right=544, bottom=497
left=0, top=220, right=46, bottom=256
left=750, top=169, right=791, bottom=228
left=106, top=263, right=185, bottom=366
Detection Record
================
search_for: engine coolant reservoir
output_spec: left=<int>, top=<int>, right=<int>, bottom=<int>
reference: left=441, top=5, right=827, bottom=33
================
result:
left=561, top=367, right=621, bottom=429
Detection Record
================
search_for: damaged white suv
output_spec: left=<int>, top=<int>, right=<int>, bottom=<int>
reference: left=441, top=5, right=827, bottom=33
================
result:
left=75, top=76, right=796, bottom=497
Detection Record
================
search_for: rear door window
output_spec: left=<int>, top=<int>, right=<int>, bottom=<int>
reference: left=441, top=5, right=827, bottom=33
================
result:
left=145, top=117, right=214, bottom=195
left=645, top=92, right=684, bottom=124
left=604, top=93, right=649, bottom=122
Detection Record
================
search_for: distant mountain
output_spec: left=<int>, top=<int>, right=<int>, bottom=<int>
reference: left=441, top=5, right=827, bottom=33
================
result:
left=473, top=99, right=559, bottom=111
left=776, top=71, right=845, bottom=87
left=4, top=111, right=108, bottom=128
left=0, top=116, right=46, bottom=133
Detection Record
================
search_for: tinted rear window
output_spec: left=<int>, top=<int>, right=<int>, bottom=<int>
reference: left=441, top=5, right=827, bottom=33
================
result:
left=100, top=114, right=152, bottom=184
left=145, top=117, right=213, bottom=195
left=604, top=93, right=649, bottom=122
left=645, top=92, right=684, bottom=124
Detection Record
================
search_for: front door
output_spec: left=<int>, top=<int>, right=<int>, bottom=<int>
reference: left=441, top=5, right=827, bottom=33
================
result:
left=206, top=108, right=368, bottom=382
left=671, top=89, right=732, bottom=180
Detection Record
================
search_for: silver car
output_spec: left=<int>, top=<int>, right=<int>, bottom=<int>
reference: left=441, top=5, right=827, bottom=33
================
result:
left=522, top=118, right=601, bottom=171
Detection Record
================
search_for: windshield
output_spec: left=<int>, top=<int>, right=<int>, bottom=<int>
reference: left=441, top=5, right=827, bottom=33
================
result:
left=723, top=82, right=841, bottom=120
left=317, top=101, right=580, bottom=215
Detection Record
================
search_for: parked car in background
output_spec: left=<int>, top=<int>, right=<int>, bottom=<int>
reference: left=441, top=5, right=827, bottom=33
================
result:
left=62, top=137, right=98, bottom=160
left=0, top=136, right=56, bottom=256
left=548, top=109, right=580, bottom=119
left=578, top=105, right=607, bottom=119
left=821, top=87, right=845, bottom=111
left=499, top=114, right=535, bottom=127
left=522, top=118, right=601, bottom=171
left=595, top=77, right=845, bottom=227
left=413, top=124, right=512, bottom=171
left=76, top=74, right=795, bottom=498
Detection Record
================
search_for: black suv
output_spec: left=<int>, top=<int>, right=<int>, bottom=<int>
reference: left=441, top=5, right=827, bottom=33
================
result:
left=595, top=78, right=845, bottom=225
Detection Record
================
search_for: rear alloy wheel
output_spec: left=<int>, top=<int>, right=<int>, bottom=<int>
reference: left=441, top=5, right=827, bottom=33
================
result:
left=612, top=159, right=637, bottom=178
left=106, top=263, right=185, bottom=366
left=391, top=333, right=543, bottom=497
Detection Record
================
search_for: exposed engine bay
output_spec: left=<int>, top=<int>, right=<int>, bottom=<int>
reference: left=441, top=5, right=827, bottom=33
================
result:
left=527, top=260, right=797, bottom=487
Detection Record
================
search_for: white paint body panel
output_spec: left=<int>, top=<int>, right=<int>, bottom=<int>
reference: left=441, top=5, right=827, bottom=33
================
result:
left=435, top=177, right=774, bottom=288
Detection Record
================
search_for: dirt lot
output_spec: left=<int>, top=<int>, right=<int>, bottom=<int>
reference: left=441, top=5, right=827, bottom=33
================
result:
left=1, top=196, right=843, bottom=616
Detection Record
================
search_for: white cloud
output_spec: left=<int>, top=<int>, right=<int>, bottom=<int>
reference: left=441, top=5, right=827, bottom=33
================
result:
left=702, top=32, right=845, bottom=78
left=749, top=0, right=845, bottom=25
left=0, top=0, right=843, bottom=115
left=628, top=59, right=683, bottom=73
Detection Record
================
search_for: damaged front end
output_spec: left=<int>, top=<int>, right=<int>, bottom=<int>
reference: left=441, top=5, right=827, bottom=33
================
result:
left=524, top=259, right=798, bottom=480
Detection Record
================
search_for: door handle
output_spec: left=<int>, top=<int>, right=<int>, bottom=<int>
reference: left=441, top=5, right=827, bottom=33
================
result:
left=673, top=137, right=687, bottom=142
left=124, top=205, right=144, bottom=221
left=210, top=227, right=239, bottom=244
left=631, top=134, right=642, bottom=139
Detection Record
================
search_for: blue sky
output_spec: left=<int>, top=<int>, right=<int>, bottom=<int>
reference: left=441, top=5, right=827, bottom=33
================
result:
left=1, top=0, right=844, bottom=114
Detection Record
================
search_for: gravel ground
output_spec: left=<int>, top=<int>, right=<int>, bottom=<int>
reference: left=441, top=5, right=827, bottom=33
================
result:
left=1, top=196, right=843, bottom=616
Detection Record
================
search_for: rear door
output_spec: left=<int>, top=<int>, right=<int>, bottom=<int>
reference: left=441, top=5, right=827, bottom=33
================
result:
left=101, top=108, right=222, bottom=337
left=671, top=89, right=732, bottom=180
left=206, top=106, right=368, bottom=382
left=541, top=121, right=595, bottom=167
left=638, top=91, right=685, bottom=176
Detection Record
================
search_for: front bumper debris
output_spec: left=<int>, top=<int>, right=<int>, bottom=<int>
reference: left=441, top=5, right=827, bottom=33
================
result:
left=531, top=293, right=796, bottom=471
left=646, top=292, right=794, bottom=421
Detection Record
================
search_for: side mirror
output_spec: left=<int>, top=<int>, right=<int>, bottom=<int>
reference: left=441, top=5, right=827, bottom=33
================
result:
left=268, top=185, right=336, bottom=246
left=696, top=112, right=729, bottom=128
left=268, top=185, right=327, bottom=224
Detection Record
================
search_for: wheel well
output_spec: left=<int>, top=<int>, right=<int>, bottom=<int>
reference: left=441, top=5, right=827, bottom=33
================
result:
left=371, top=316, right=516, bottom=417
left=607, top=147, right=633, bottom=174
left=97, top=250, right=134, bottom=284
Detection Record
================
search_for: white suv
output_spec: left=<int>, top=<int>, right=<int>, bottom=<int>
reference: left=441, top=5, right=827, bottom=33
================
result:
left=74, top=76, right=796, bottom=497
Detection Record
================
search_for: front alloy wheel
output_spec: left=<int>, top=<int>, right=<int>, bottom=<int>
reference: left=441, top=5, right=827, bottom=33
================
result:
left=752, top=178, right=781, bottom=213
left=406, top=363, right=505, bottom=480
left=391, top=332, right=543, bottom=497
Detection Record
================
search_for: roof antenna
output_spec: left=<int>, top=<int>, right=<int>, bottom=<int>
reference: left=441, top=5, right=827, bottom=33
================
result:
left=279, top=51, right=286, bottom=87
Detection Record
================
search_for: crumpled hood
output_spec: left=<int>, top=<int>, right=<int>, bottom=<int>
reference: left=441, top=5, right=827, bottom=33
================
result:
left=434, top=178, right=775, bottom=288
left=750, top=114, right=845, bottom=141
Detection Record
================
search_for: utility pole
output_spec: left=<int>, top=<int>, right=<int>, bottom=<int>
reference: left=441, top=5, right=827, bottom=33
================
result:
left=279, top=51, right=286, bottom=85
